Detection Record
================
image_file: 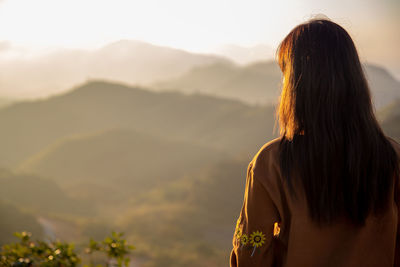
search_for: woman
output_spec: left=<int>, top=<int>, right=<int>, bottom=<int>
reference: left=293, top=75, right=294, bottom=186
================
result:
left=230, top=18, right=400, bottom=267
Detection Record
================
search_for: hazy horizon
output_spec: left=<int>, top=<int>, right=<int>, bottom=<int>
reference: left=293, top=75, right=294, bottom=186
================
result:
left=0, top=38, right=399, bottom=101
left=0, top=0, right=399, bottom=95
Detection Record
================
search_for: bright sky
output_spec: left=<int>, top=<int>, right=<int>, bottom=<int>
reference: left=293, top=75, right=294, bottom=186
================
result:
left=0, top=0, right=399, bottom=76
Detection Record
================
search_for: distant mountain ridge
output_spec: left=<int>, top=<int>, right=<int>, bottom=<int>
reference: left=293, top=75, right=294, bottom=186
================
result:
left=152, top=60, right=400, bottom=109
left=0, top=39, right=231, bottom=99
left=2, top=39, right=398, bottom=108
left=151, top=60, right=282, bottom=106
left=212, top=43, right=274, bottom=64
left=379, top=98, right=400, bottom=142
left=363, top=64, right=400, bottom=109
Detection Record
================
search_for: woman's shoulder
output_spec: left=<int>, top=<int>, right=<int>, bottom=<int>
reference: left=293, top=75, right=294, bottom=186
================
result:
left=250, top=136, right=282, bottom=167
left=248, top=137, right=283, bottom=187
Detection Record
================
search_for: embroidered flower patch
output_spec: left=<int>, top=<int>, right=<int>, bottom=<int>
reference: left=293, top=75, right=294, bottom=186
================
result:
left=250, top=231, right=266, bottom=248
left=240, top=234, right=248, bottom=245
left=233, top=219, right=282, bottom=256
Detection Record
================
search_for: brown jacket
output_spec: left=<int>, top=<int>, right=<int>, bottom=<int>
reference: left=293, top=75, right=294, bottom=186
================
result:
left=230, top=136, right=400, bottom=267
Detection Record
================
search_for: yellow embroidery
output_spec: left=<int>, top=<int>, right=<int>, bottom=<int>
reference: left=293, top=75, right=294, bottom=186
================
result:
left=240, top=234, right=248, bottom=245
left=235, top=227, right=242, bottom=240
left=234, top=218, right=242, bottom=240
left=273, top=222, right=281, bottom=237
left=250, top=231, right=266, bottom=248
left=235, top=218, right=240, bottom=228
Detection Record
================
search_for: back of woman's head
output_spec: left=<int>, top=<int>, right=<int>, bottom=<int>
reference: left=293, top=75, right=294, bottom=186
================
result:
left=276, top=18, right=399, bottom=226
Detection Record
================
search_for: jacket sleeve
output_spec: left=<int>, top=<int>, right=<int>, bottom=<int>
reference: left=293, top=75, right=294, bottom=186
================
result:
left=230, top=160, right=281, bottom=267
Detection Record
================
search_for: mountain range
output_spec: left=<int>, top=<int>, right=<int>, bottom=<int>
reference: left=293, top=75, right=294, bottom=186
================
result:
left=2, top=39, right=399, bottom=111
left=0, top=40, right=230, bottom=99
left=0, top=80, right=276, bottom=168
left=152, top=60, right=400, bottom=109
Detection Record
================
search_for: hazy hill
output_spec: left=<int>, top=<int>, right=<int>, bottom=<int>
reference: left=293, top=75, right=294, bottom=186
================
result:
left=94, top=40, right=231, bottom=83
left=0, top=201, right=43, bottom=244
left=0, top=168, right=93, bottom=216
left=112, top=157, right=249, bottom=267
left=0, top=80, right=276, bottom=266
left=152, top=60, right=400, bottom=109
left=2, top=38, right=397, bottom=109
left=212, top=44, right=274, bottom=64
left=363, top=64, right=400, bottom=109
left=0, top=98, right=14, bottom=109
left=0, top=80, right=276, bottom=168
left=152, top=60, right=282, bottom=105
left=123, top=157, right=249, bottom=237
left=379, top=98, right=400, bottom=142
left=0, top=40, right=231, bottom=99
left=18, top=128, right=226, bottom=199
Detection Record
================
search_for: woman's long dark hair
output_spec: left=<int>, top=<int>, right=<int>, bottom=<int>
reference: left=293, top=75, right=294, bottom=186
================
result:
left=276, top=18, right=399, bottom=226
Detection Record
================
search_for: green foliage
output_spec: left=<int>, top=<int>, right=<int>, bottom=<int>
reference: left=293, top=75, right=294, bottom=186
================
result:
left=0, top=231, right=135, bottom=267
left=85, top=232, right=135, bottom=267
left=0, top=231, right=80, bottom=267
